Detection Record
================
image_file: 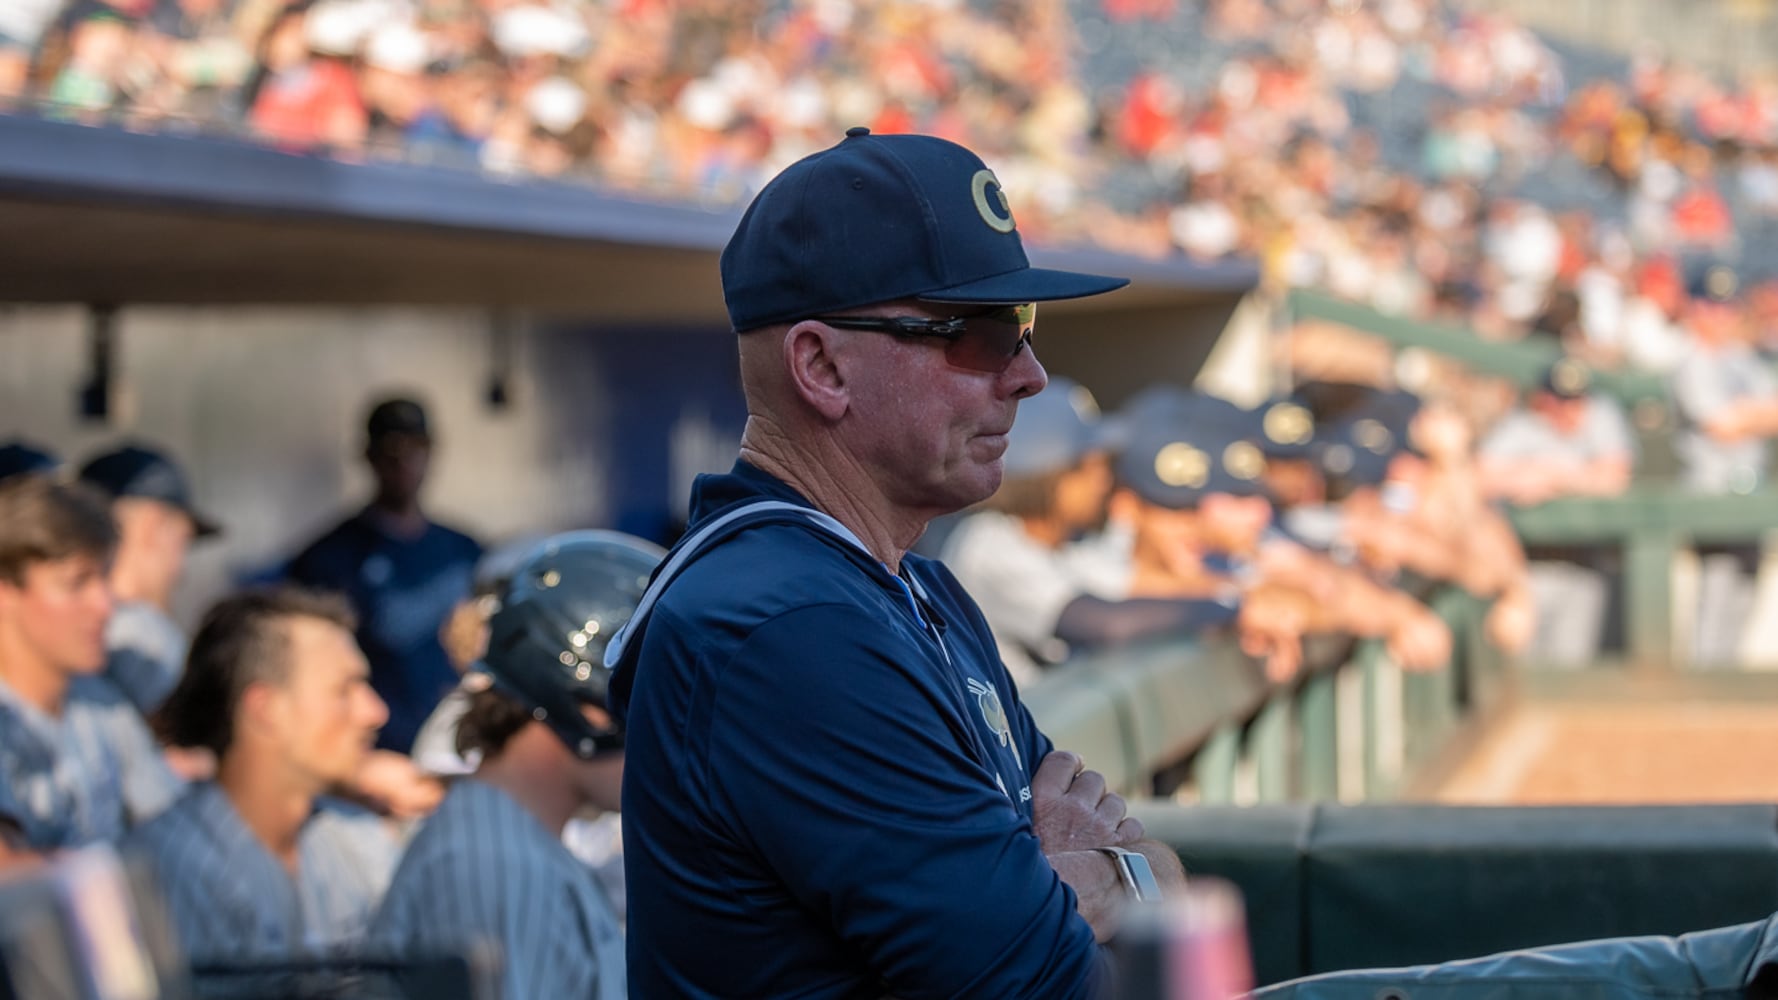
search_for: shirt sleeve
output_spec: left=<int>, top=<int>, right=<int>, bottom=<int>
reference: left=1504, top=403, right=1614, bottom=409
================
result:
left=1672, top=354, right=1732, bottom=425
left=705, top=603, right=1103, bottom=1000
left=945, top=516, right=1084, bottom=652
left=1585, top=398, right=1636, bottom=460
left=1477, top=413, right=1544, bottom=461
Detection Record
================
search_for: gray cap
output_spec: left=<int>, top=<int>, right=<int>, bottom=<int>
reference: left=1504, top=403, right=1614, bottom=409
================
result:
left=1002, top=377, right=1105, bottom=477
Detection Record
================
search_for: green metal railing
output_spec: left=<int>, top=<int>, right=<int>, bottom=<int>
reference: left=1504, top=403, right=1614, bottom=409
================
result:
left=1284, top=289, right=1669, bottom=407
left=1022, top=587, right=1508, bottom=804
left=1509, top=489, right=1778, bottom=671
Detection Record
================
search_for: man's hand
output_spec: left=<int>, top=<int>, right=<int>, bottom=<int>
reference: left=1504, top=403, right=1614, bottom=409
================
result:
left=1237, top=585, right=1311, bottom=683
left=1030, top=751, right=1143, bottom=854
left=345, top=750, right=445, bottom=820
left=1386, top=609, right=1453, bottom=672
left=1485, top=583, right=1536, bottom=656
left=163, top=745, right=217, bottom=783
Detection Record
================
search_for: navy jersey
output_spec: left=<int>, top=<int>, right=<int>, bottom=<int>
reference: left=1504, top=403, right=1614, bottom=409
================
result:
left=0, top=673, right=180, bottom=850
left=126, top=782, right=399, bottom=961
left=287, top=510, right=481, bottom=753
left=373, top=779, right=624, bottom=1000
left=609, top=461, right=1104, bottom=999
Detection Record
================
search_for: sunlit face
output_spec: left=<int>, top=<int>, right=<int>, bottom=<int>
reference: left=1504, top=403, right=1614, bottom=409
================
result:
left=835, top=303, right=1048, bottom=517
left=1533, top=393, right=1590, bottom=436
left=1053, top=451, right=1114, bottom=534
left=261, top=617, right=387, bottom=787
left=1133, top=502, right=1203, bottom=567
left=1198, top=492, right=1272, bottom=556
left=0, top=554, right=115, bottom=675
left=1261, top=458, right=1325, bottom=509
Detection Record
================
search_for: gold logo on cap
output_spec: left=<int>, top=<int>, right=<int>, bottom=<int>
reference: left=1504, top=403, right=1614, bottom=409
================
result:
left=1155, top=442, right=1209, bottom=489
left=971, top=169, right=1016, bottom=234
left=1354, top=419, right=1393, bottom=454
left=1223, top=441, right=1265, bottom=480
left=1550, top=359, right=1590, bottom=396
left=1264, top=403, right=1313, bottom=445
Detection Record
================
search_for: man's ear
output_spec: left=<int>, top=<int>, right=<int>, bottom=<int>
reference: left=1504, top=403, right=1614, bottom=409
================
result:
left=235, top=681, right=280, bottom=744
left=783, top=320, right=851, bottom=422
left=0, top=575, right=21, bottom=620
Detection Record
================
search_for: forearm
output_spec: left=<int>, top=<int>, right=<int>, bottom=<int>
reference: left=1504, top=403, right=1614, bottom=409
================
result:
left=0, top=823, right=45, bottom=873
left=1050, top=850, right=1127, bottom=943
left=1054, top=595, right=1238, bottom=649
left=1129, top=839, right=1187, bottom=890
left=1049, top=841, right=1187, bottom=944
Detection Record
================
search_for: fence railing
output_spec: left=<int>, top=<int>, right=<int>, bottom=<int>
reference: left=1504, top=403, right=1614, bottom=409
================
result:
left=1022, top=585, right=1510, bottom=804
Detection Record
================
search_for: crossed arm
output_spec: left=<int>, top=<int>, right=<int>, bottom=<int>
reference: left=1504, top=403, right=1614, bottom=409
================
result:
left=1027, top=749, right=1187, bottom=942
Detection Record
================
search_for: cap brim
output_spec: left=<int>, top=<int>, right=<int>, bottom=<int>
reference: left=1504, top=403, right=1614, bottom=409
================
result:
left=917, top=266, right=1130, bottom=305
left=185, top=507, right=223, bottom=539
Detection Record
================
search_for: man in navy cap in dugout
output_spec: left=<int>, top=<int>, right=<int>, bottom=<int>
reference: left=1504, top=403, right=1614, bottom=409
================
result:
left=288, top=396, right=482, bottom=753
left=942, top=377, right=1240, bottom=683
left=608, top=128, right=1185, bottom=998
left=78, top=443, right=223, bottom=717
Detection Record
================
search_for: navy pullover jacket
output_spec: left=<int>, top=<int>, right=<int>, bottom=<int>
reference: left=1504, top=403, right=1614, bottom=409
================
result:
left=610, top=461, right=1106, bottom=999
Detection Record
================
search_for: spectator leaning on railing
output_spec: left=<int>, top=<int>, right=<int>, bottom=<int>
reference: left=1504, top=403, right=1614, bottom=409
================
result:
left=942, top=377, right=1242, bottom=684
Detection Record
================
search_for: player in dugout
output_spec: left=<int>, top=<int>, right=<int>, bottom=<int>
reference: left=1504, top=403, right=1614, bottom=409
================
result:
left=373, top=530, right=661, bottom=1000
left=129, top=588, right=400, bottom=962
left=0, top=473, right=181, bottom=871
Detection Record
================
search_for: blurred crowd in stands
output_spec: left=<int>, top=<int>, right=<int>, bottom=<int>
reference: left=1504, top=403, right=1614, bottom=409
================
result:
left=11, top=0, right=1778, bottom=987
left=12, top=0, right=1778, bottom=371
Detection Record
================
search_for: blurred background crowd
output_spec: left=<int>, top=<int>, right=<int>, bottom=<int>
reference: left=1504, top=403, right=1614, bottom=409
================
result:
left=11, top=0, right=1778, bottom=991
left=10, top=0, right=1778, bottom=368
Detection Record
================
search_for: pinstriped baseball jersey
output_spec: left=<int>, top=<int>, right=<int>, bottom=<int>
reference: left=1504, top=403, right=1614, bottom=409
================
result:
left=372, top=778, right=625, bottom=1000
left=125, top=782, right=400, bottom=961
left=0, top=673, right=180, bottom=849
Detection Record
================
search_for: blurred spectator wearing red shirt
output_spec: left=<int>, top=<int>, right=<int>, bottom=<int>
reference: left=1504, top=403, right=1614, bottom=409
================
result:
left=245, top=1, right=367, bottom=155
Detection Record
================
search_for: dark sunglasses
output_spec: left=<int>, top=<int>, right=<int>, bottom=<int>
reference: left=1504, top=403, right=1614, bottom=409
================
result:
left=811, top=303, right=1037, bottom=373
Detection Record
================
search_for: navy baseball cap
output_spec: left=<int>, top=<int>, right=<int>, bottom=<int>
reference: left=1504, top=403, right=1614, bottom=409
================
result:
left=719, top=127, right=1129, bottom=332
left=1537, top=358, right=1593, bottom=400
left=1315, top=391, right=1420, bottom=487
left=1686, top=261, right=1740, bottom=304
left=1115, top=416, right=1268, bottom=510
left=78, top=444, right=222, bottom=537
left=1003, top=377, right=1105, bottom=477
left=1249, top=397, right=1319, bottom=460
left=0, top=440, right=59, bottom=484
left=1103, top=385, right=1249, bottom=456
left=366, top=397, right=431, bottom=444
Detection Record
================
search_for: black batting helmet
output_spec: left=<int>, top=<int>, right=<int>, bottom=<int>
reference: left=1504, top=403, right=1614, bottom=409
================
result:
left=477, top=530, right=664, bottom=760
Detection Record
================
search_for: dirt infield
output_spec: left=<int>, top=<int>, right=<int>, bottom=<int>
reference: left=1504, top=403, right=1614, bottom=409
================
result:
left=1434, top=703, right=1778, bottom=804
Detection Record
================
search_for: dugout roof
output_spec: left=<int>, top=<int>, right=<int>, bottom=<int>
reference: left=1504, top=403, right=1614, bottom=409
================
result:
left=0, top=116, right=1256, bottom=318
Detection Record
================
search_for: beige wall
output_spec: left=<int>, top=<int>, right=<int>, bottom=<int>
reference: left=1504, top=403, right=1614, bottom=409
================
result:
left=0, top=306, right=636, bottom=627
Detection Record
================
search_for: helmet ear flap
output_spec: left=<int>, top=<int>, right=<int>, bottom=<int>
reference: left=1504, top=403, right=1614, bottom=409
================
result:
left=478, top=530, right=665, bottom=759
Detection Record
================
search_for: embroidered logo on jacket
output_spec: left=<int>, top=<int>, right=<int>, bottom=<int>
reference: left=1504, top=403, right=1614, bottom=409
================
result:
left=967, top=677, right=1021, bottom=771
